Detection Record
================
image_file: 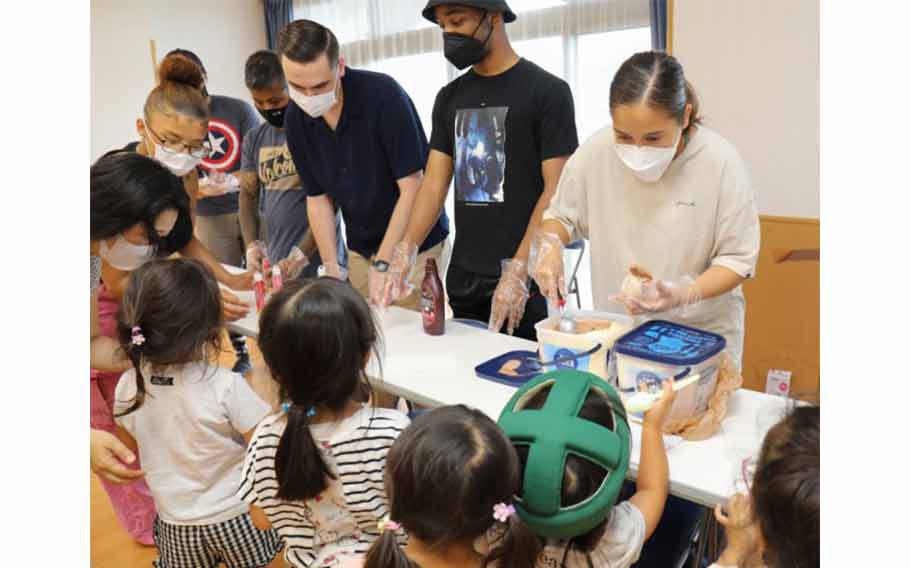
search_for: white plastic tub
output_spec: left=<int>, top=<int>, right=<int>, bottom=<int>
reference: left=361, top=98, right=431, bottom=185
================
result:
left=534, top=310, right=634, bottom=382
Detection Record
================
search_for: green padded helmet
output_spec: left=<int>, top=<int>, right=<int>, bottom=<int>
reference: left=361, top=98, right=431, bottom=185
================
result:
left=497, top=369, right=631, bottom=539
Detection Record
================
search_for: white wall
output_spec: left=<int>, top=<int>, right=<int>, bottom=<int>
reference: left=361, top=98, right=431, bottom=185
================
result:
left=673, top=0, right=819, bottom=219
left=91, top=0, right=267, bottom=160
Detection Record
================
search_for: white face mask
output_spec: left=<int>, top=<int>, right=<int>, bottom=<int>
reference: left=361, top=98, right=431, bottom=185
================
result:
left=289, top=73, right=338, bottom=118
left=99, top=234, right=155, bottom=271
left=614, top=127, right=683, bottom=183
left=152, top=142, right=202, bottom=177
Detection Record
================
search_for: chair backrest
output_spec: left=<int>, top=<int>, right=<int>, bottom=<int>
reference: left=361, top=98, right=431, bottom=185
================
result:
left=564, top=239, right=586, bottom=308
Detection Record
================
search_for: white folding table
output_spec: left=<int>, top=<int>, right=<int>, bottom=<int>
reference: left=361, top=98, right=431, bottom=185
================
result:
left=223, top=277, right=784, bottom=507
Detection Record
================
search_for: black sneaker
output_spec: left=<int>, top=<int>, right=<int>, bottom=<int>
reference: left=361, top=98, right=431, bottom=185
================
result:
left=232, top=352, right=252, bottom=376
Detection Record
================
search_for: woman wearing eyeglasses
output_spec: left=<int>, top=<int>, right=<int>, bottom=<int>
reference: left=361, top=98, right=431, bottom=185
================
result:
left=90, top=53, right=254, bottom=545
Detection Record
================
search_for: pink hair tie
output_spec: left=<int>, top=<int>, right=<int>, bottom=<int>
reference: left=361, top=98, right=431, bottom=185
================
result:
left=131, top=326, right=146, bottom=347
left=493, top=503, right=516, bottom=523
left=377, top=518, right=400, bottom=533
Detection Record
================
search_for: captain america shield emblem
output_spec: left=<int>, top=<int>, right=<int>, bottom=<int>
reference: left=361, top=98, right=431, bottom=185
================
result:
left=200, top=118, right=239, bottom=172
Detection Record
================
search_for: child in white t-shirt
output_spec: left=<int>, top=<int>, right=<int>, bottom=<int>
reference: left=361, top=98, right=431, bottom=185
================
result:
left=239, top=278, right=410, bottom=567
left=113, top=259, right=280, bottom=567
left=490, top=370, right=677, bottom=568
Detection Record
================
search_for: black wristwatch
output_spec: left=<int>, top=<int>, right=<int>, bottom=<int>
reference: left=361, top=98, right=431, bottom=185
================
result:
left=372, top=259, right=390, bottom=272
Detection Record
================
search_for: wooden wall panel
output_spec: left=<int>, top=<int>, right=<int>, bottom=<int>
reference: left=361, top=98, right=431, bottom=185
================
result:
left=741, top=216, right=820, bottom=397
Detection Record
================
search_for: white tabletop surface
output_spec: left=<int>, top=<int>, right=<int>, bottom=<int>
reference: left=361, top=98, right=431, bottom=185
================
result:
left=221, top=271, right=786, bottom=507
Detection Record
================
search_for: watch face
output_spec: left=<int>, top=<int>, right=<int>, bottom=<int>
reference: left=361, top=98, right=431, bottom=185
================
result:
left=372, top=260, right=390, bottom=272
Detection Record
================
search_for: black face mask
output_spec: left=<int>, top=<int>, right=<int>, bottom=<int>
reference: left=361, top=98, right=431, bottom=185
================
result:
left=257, top=104, right=288, bottom=128
left=443, top=11, right=494, bottom=70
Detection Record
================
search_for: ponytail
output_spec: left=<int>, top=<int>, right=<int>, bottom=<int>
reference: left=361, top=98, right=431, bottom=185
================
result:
left=483, top=513, right=542, bottom=568
left=364, top=529, right=419, bottom=568
left=115, top=346, right=148, bottom=417
left=683, top=79, right=702, bottom=134
left=274, top=405, right=337, bottom=501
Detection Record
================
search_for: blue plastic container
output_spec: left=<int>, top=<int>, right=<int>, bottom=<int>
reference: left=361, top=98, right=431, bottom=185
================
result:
left=614, top=320, right=726, bottom=418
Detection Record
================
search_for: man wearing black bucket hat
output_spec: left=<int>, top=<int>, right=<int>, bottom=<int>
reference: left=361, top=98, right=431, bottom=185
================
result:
left=383, top=0, right=579, bottom=341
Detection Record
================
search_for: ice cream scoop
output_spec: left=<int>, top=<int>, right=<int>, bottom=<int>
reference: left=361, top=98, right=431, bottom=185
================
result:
left=556, top=290, right=576, bottom=333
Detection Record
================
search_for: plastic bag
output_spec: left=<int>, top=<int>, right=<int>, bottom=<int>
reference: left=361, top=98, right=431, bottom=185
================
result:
left=663, top=352, right=742, bottom=440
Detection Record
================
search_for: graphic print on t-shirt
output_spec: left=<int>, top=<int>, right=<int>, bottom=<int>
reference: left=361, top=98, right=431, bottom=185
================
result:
left=200, top=118, right=240, bottom=172
left=258, top=144, right=301, bottom=191
left=454, top=107, right=508, bottom=203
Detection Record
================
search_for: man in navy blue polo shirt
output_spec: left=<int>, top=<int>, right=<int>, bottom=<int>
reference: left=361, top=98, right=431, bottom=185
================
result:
left=276, top=19, right=450, bottom=310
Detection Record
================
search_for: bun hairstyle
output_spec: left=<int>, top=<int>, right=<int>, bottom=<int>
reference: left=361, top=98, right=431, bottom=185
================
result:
left=610, top=51, right=702, bottom=135
left=143, top=53, right=209, bottom=122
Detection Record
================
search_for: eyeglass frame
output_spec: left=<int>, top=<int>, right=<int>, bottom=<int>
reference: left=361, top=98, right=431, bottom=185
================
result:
left=142, top=117, right=212, bottom=159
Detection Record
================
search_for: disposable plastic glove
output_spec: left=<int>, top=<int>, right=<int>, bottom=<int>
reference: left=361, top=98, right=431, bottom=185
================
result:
left=529, top=231, right=566, bottom=304
left=277, top=246, right=309, bottom=280
left=379, top=241, right=418, bottom=307
left=488, top=259, right=529, bottom=336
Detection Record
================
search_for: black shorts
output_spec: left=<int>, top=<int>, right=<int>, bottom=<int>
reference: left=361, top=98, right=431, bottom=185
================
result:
left=445, top=264, right=547, bottom=341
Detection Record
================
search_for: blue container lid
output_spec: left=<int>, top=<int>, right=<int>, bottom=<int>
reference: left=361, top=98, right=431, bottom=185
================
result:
left=614, top=320, right=726, bottom=366
left=475, top=350, right=542, bottom=388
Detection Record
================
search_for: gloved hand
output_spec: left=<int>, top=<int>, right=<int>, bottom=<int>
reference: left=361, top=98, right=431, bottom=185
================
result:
left=529, top=231, right=566, bottom=305
left=277, top=246, right=309, bottom=280
left=245, top=241, right=267, bottom=273
left=368, top=264, right=390, bottom=308
left=318, top=262, right=349, bottom=281
left=379, top=241, right=418, bottom=308
left=610, top=269, right=701, bottom=315
left=488, top=259, right=529, bottom=336
left=199, top=172, right=240, bottom=198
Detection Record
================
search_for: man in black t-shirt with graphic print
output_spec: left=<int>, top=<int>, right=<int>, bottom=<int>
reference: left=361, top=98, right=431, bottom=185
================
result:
left=385, top=0, right=578, bottom=340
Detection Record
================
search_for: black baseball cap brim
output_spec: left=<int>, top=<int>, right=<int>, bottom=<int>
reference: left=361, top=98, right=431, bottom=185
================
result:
left=422, top=0, right=517, bottom=24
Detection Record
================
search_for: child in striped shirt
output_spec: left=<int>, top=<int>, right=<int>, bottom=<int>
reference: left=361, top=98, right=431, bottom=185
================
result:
left=239, top=278, right=410, bottom=567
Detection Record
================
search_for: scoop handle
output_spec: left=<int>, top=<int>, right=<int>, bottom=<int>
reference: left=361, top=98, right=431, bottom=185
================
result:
left=624, top=373, right=702, bottom=413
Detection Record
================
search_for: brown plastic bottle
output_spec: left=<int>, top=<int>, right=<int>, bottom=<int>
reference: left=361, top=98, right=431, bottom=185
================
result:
left=421, top=258, right=445, bottom=336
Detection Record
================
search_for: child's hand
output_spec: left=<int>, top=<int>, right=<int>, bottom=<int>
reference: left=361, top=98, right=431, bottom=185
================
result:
left=643, top=379, right=676, bottom=428
left=221, top=289, right=251, bottom=322
left=714, top=493, right=762, bottom=566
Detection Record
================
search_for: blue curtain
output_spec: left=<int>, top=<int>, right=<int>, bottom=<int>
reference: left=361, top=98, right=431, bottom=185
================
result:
left=649, top=0, right=668, bottom=52
left=264, top=0, right=294, bottom=50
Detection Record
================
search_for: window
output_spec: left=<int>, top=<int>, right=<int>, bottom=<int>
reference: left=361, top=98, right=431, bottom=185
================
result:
left=576, top=27, right=652, bottom=142
left=364, top=52, right=447, bottom=132
left=295, top=0, right=371, bottom=42
left=513, top=36, right=564, bottom=78
left=292, top=0, right=653, bottom=307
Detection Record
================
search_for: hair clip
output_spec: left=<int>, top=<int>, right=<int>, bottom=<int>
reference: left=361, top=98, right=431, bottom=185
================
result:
left=130, top=326, right=146, bottom=347
left=377, top=518, right=400, bottom=533
left=492, top=503, right=516, bottom=523
left=281, top=403, right=317, bottom=418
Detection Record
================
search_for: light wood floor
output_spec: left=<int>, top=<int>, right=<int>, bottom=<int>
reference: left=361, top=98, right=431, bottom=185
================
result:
left=90, top=333, right=285, bottom=567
